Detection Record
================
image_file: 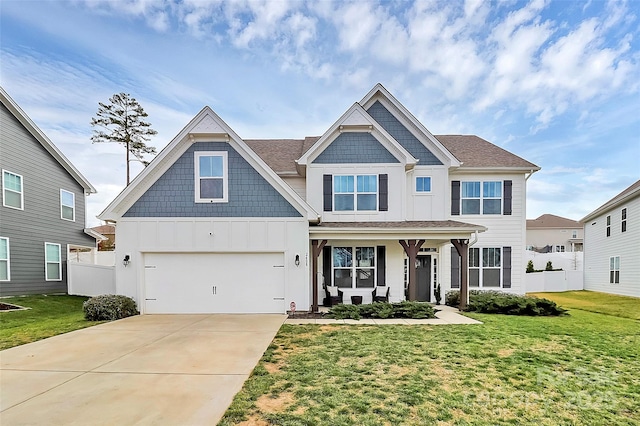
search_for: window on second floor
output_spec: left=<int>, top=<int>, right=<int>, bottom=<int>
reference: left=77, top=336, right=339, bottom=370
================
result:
left=606, top=215, right=611, bottom=237
left=195, top=152, right=228, bottom=203
left=415, top=176, right=431, bottom=193
left=334, top=175, right=377, bottom=211
left=461, top=181, right=502, bottom=215
left=60, top=189, right=75, bottom=221
left=622, top=208, right=627, bottom=233
left=572, top=230, right=578, bottom=238
left=2, top=170, right=23, bottom=210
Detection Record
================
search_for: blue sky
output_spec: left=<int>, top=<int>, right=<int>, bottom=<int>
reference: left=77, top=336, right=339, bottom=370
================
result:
left=1, top=0, right=638, bottom=227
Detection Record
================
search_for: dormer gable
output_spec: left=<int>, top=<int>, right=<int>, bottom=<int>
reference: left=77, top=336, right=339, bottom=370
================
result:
left=360, top=84, right=461, bottom=168
left=296, top=103, right=417, bottom=176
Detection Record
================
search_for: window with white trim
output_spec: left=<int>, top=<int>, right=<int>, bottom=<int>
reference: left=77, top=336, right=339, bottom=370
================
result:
left=0, top=237, right=9, bottom=281
left=555, top=245, right=565, bottom=253
left=195, top=152, right=228, bottom=203
left=609, top=256, right=620, bottom=284
left=60, top=189, right=75, bottom=221
left=622, top=208, right=627, bottom=233
left=334, top=175, right=377, bottom=211
left=416, top=176, right=431, bottom=193
left=45, top=243, right=61, bottom=281
left=333, top=246, right=375, bottom=288
left=606, top=215, right=611, bottom=237
left=572, top=230, right=578, bottom=238
left=461, top=181, right=502, bottom=214
left=2, top=170, right=23, bottom=210
left=469, top=247, right=501, bottom=288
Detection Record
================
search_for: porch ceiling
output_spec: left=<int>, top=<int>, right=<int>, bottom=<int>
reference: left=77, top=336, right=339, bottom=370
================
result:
left=309, top=221, right=486, bottom=241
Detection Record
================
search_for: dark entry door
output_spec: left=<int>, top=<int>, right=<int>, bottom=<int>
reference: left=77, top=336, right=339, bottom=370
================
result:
left=416, top=256, right=431, bottom=302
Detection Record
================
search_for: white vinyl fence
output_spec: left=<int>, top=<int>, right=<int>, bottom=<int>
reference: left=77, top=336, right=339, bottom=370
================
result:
left=67, top=262, right=115, bottom=297
left=524, top=250, right=584, bottom=293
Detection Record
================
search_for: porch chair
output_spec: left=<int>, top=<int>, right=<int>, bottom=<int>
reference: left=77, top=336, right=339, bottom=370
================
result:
left=323, top=283, right=344, bottom=307
left=372, top=286, right=390, bottom=303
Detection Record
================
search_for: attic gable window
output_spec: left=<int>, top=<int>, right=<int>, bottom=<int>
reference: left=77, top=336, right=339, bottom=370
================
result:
left=195, top=152, right=228, bottom=203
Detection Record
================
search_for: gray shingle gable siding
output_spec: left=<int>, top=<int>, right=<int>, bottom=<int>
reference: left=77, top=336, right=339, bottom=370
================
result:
left=312, top=132, right=399, bottom=164
left=366, top=101, right=442, bottom=165
left=0, top=103, right=95, bottom=296
left=124, top=142, right=302, bottom=218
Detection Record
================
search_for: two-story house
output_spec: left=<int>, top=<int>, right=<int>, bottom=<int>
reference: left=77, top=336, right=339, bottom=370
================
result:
left=526, top=214, right=583, bottom=252
left=98, top=84, right=539, bottom=314
left=1, top=87, right=101, bottom=296
left=581, top=179, right=639, bottom=298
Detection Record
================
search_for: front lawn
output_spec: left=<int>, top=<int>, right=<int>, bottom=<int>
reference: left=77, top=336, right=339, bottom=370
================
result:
left=0, top=295, right=104, bottom=350
left=528, top=290, right=640, bottom=320
left=220, top=311, right=639, bottom=425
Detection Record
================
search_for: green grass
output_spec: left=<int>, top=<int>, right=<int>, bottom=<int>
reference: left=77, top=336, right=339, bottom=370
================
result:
left=220, top=310, right=640, bottom=425
left=0, top=294, right=105, bottom=350
left=529, top=290, right=640, bottom=320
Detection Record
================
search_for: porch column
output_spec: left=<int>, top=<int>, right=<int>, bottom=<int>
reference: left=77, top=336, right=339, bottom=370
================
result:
left=451, top=239, right=469, bottom=311
left=399, top=239, right=425, bottom=301
left=311, top=239, right=327, bottom=313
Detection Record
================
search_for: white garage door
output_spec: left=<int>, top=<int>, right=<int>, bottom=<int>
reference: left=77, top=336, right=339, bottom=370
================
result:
left=144, top=252, right=285, bottom=314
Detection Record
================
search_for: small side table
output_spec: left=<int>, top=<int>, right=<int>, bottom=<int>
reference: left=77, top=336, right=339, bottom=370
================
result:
left=351, top=295, right=363, bottom=305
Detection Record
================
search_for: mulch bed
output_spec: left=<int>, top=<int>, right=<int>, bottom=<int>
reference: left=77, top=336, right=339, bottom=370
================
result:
left=0, top=302, right=24, bottom=311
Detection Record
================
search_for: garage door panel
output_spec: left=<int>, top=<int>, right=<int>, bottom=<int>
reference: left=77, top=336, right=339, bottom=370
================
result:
left=144, top=253, right=285, bottom=314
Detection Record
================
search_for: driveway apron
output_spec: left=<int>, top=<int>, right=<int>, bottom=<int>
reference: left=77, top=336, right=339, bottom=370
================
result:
left=0, top=314, right=286, bottom=425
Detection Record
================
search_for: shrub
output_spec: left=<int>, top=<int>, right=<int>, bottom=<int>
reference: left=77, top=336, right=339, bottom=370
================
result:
left=545, top=261, right=554, bottom=271
left=445, top=290, right=567, bottom=316
left=526, top=260, right=535, bottom=273
left=83, top=294, right=138, bottom=321
left=328, top=301, right=436, bottom=320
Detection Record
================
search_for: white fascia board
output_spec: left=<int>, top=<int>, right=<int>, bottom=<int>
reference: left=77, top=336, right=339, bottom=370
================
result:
left=98, top=106, right=319, bottom=222
left=309, top=227, right=486, bottom=241
left=449, top=166, right=542, bottom=174
left=296, top=103, right=417, bottom=172
left=359, top=84, right=461, bottom=168
left=84, top=228, right=108, bottom=241
left=0, top=87, right=96, bottom=193
left=580, top=185, right=640, bottom=223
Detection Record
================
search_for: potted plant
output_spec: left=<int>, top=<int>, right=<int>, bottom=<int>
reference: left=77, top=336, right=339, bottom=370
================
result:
left=434, top=283, right=442, bottom=305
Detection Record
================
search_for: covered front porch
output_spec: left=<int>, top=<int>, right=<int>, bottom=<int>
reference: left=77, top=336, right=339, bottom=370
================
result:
left=309, top=221, right=486, bottom=312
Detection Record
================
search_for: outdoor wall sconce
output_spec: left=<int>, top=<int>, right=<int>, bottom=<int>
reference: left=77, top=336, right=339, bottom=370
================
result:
left=123, top=254, right=130, bottom=267
left=295, top=254, right=300, bottom=267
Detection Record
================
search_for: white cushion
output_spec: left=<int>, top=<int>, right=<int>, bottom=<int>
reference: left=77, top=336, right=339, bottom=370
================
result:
left=375, top=286, right=387, bottom=296
left=328, top=286, right=339, bottom=297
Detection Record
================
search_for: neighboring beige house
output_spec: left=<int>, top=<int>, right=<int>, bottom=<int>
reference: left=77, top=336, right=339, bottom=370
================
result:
left=581, top=179, right=640, bottom=298
left=91, top=224, right=116, bottom=251
left=526, top=214, right=583, bottom=252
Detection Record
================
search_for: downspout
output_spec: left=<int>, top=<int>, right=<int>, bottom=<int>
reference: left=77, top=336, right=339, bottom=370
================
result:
left=468, top=230, right=478, bottom=247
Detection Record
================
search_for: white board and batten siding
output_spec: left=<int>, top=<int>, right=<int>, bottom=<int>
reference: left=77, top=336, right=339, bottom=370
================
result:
left=114, top=218, right=310, bottom=314
left=583, top=196, right=640, bottom=298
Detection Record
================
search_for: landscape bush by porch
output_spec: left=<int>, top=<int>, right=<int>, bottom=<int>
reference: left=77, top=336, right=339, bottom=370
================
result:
left=328, top=301, right=436, bottom=320
left=83, top=295, right=138, bottom=321
left=445, top=290, right=567, bottom=316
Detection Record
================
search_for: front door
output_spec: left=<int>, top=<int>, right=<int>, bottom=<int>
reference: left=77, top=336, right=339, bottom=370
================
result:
left=416, top=255, right=431, bottom=302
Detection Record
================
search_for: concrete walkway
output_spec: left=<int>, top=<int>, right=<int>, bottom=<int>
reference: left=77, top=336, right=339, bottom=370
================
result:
left=285, top=304, right=482, bottom=325
left=0, top=314, right=286, bottom=425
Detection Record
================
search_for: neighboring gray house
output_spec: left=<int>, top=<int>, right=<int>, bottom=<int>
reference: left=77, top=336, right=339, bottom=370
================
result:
left=0, top=87, right=99, bottom=296
left=581, top=179, right=640, bottom=298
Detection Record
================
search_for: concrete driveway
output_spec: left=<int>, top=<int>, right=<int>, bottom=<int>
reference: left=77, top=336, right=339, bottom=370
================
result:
left=0, top=314, right=286, bottom=425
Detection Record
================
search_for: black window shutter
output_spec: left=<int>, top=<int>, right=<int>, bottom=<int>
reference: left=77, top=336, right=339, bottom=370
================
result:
left=323, top=246, right=332, bottom=286
left=451, top=247, right=460, bottom=289
left=503, top=180, right=512, bottom=215
left=379, top=174, right=388, bottom=211
left=451, top=180, right=460, bottom=215
left=323, top=175, right=332, bottom=211
left=377, top=246, right=386, bottom=286
left=503, top=246, right=512, bottom=288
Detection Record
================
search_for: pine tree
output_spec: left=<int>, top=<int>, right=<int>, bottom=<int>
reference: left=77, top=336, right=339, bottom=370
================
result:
left=91, top=93, right=158, bottom=185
